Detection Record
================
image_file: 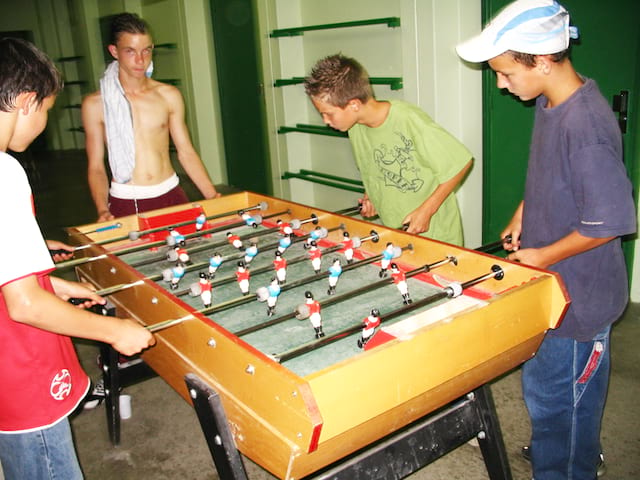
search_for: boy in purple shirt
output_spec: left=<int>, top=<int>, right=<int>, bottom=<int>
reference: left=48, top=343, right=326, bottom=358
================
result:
left=457, top=1, right=636, bottom=478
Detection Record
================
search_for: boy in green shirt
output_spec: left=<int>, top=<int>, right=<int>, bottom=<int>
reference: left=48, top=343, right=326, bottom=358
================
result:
left=304, top=54, right=472, bottom=245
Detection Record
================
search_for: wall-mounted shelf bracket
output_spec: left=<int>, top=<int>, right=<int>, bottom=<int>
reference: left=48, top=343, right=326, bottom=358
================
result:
left=278, top=124, right=347, bottom=138
left=274, top=77, right=403, bottom=90
left=270, top=17, right=400, bottom=37
left=282, top=169, right=364, bottom=193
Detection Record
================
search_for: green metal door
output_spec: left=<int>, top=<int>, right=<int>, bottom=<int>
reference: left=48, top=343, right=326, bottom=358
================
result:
left=209, top=0, right=271, bottom=194
left=482, top=0, right=639, bottom=274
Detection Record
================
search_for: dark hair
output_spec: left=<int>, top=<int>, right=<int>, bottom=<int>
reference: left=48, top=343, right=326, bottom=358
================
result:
left=507, top=49, right=570, bottom=68
left=304, top=54, right=373, bottom=108
left=0, top=38, right=62, bottom=112
left=110, top=12, right=151, bottom=45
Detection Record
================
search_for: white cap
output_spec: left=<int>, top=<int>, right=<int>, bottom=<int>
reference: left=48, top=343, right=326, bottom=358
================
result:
left=456, top=0, right=578, bottom=63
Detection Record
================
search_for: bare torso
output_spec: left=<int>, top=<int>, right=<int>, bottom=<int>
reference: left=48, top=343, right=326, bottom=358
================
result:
left=87, top=78, right=178, bottom=186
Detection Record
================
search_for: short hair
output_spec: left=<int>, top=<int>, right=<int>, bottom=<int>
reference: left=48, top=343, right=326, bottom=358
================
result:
left=304, top=54, right=373, bottom=108
left=507, top=49, right=570, bottom=68
left=110, top=12, right=151, bottom=46
left=0, top=38, right=62, bottom=112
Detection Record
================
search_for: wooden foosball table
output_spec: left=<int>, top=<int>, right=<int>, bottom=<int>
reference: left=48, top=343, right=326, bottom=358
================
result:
left=66, top=192, right=569, bottom=479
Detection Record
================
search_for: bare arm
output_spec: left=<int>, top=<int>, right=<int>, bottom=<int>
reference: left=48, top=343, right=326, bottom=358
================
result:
left=507, top=230, right=614, bottom=269
left=500, top=202, right=614, bottom=268
left=402, top=159, right=472, bottom=234
left=166, top=87, right=220, bottom=199
left=82, top=93, right=115, bottom=222
left=3, top=275, right=155, bottom=355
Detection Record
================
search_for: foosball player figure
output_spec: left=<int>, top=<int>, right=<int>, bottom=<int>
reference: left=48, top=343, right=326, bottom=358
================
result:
left=227, top=231, right=243, bottom=249
left=341, top=231, right=354, bottom=263
left=236, top=260, right=250, bottom=295
left=244, top=241, right=258, bottom=264
left=240, top=211, right=260, bottom=228
left=195, top=213, right=206, bottom=231
left=327, top=258, right=342, bottom=295
left=170, top=263, right=185, bottom=290
left=391, top=263, right=412, bottom=304
left=379, top=242, right=396, bottom=277
left=358, top=308, right=381, bottom=348
left=208, top=252, right=223, bottom=279
left=168, top=227, right=186, bottom=247
left=174, top=245, right=190, bottom=265
left=266, top=277, right=281, bottom=316
left=277, top=219, right=293, bottom=236
left=273, top=250, right=287, bottom=285
left=277, top=233, right=293, bottom=254
left=198, top=272, right=213, bottom=308
left=308, top=241, right=322, bottom=274
left=305, top=291, right=324, bottom=339
left=304, top=226, right=328, bottom=249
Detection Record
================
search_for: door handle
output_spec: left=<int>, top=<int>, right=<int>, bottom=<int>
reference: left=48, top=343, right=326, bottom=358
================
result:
left=612, top=90, right=629, bottom=134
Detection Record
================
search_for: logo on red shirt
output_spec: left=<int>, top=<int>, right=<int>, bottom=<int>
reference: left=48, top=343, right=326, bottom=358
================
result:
left=50, top=369, right=72, bottom=400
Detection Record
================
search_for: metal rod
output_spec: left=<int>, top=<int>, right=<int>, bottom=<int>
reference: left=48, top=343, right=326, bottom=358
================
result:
left=97, top=202, right=270, bottom=246
left=234, top=254, right=454, bottom=337
left=102, top=210, right=289, bottom=259
left=474, top=235, right=512, bottom=254
left=274, top=265, right=503, bottom=363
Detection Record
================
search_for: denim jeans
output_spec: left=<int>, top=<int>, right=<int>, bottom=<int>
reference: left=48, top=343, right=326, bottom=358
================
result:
left=0, top=418, right=83, bottom=480
left=522, top=327, right=610, bottom=480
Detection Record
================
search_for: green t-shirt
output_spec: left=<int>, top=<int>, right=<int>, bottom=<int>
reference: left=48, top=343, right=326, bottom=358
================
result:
left=349, top=100, right=472, bottom=245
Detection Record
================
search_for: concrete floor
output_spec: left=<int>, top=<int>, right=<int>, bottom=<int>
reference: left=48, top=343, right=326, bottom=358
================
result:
left=9, top=150, right=640, bottom=479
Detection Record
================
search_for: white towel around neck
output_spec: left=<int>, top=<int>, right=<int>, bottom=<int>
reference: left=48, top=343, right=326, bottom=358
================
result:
left=100, top=61, right=135, bottom=184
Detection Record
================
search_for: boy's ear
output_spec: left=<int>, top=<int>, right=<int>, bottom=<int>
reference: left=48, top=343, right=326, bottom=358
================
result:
left=535, top=55, right=553, bottom=74
left=16, top=92, right=37, bottom=114
left=348, top=99, right=362, bottom=111
left=107, top=44, right=118, bottom=59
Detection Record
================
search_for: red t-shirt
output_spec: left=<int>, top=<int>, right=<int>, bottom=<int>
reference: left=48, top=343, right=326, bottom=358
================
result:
left=0, top=152, right=89, bottom=432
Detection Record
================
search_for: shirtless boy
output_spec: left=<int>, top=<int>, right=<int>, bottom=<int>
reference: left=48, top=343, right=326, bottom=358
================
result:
left=82, top=12, right=220, bottom=221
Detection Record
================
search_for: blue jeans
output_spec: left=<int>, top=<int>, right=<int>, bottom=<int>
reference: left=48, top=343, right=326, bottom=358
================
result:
left=0, top=418, right=83, bottom=480
left=522, top=327, right=610, bottom=480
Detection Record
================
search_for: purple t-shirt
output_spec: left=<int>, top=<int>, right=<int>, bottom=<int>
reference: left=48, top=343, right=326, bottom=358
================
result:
left=522, top=78, right=636, bottom=341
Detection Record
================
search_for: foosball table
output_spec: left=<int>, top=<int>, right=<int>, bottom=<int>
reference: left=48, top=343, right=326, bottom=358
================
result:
left=65, top=192, right=569, bottom=479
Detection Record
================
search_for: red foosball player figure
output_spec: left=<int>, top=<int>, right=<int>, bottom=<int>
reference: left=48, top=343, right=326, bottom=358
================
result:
left=277, top=219, right=293, bottom=236
left=358, top=308, right=381, bottom=348
left=273, top=250, right=287, bottom=285
left=341, top=231, right=354, bottom=263
left=227, top=231, right=243, bottom=249
left=198, top=272, right=212, bottom=307
left=379, top=242, right=396, bottom=277
left=308, top=241, right=322, bottom=274
left=305, top=291, right=324, bottom=339
left=174, top=246, right=190, bottom=265
left=236, top=260, right=250, bottom=295
left=391, top=263, right=412, bottom=304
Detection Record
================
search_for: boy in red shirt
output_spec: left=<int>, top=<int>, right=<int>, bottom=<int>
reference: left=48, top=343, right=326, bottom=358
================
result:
left=0, top=38, right=155, bottom=480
